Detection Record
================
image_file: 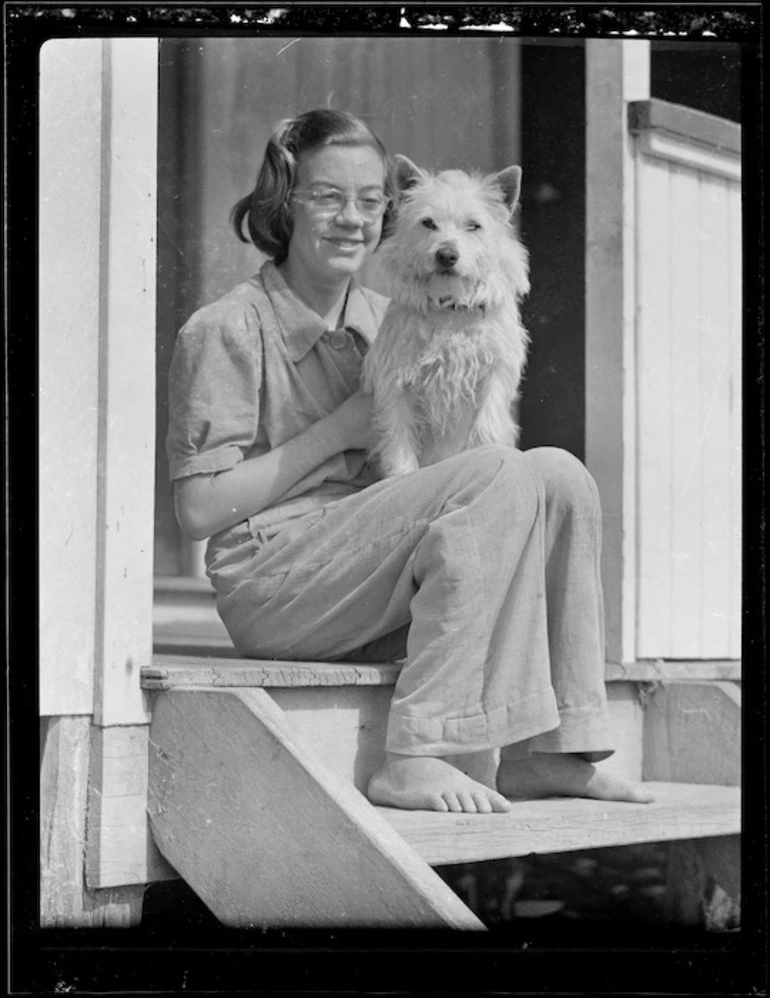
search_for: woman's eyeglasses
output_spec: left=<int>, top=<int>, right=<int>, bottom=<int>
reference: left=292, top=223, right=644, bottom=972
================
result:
left=290, top=188, right=391, bottom=224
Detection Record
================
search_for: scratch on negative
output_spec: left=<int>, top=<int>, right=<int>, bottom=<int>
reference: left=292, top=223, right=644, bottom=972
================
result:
left=276, top=38, right=301, bottom=56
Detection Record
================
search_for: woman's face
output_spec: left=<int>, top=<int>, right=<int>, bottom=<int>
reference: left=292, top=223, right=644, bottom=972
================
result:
left=284, top=143, right=387, bottom=287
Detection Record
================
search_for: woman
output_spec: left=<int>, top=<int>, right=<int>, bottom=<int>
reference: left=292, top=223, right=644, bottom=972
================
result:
left=167, top=108, right=653, bottom=813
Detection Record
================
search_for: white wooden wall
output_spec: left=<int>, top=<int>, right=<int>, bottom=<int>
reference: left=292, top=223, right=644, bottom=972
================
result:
left=39, top=39, right=171, bottom=908
left=586, top=44, right=741, bottom=665
left=634, top=140, right=742, bottom=659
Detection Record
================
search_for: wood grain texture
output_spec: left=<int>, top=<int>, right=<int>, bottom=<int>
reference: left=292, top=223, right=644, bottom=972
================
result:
left=85, top=725, right=177, bottom=890
left=144, top=653, right=741, bottom=689
left=638, top=129, right=741, bottom=181
left=40, top=716, right=146, bottom=927
left=634, top=134, right=741, bottom=660
left=585, top=39, right=650, bottom=664
left=378, top=782, right=740, bottom=867
left=669, top=161, right=705, bottom=657
left=148, top=687, right=484, bottom=928
left=664, top=839, right=708, bottom=926
left=93, top=38, right=158, bottom=726
left=628, top=98, right=741, bottom=155
left=635, top=155, right=673, bottom=656
left=697, top=834, right=740, bottom=901
left=642, top=681, right=741, bottom=786
left=144, top=655, right=404, bottom=688
left=39, top=40, right=104, bottom=715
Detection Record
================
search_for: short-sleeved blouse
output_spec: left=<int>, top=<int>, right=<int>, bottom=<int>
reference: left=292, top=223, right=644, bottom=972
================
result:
left=166, top=259, right=389, bottom=544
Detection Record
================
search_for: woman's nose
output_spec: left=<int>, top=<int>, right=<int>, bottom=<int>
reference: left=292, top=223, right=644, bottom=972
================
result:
left=336, top=197, right=364, bottom=224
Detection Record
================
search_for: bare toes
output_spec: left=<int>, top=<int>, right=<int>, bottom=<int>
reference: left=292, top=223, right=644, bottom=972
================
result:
left=456, top=791, right=478, bottom=813
left=443, top=793, right=464, bottom=813
left=490, top=792, right=512, bottom=812
left=472, top=793, right=493, bottom=814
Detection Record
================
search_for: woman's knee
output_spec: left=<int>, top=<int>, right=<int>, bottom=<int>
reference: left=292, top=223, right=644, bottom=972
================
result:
left=525, top=446, right=600, bottom=515
left=436, top=445, right=540, bottom=514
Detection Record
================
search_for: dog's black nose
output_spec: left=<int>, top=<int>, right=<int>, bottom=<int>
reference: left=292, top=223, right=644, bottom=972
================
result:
left=435, top=246, right=459, bottom=270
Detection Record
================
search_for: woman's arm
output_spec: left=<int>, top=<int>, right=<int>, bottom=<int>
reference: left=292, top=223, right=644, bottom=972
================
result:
left=174, top=391, right=373, bottom=541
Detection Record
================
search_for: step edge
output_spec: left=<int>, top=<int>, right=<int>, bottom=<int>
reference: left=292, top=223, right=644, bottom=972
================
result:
left=145, top=654, right=741, bottom=689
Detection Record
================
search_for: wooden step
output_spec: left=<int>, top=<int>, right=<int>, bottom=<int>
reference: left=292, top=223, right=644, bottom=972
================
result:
left=376, top=782, right=740, bottom=866
left=145, top=667, right=741, bottom=926
left=143, top=655, right=740, bottom=794
left=144, top=655, right=652, bottom=790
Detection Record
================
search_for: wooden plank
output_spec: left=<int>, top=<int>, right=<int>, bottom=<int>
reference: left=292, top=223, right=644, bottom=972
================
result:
left=669, top=162, right=705, bottom=657
left=40, top=716, right=145, bottom=926
left=144, top=653, right=741, bottom=689
left=698, top=173, right=733, bottom=657
left=628, top=98, right=742, bottom=155
left=665, top=834, right=741, bottom=925
left=664, top=840, right=708, bottom=926
left=635, top=154, right=673, bottom=657
left=85, top=725, right=177, bottom=889
left=93, top=38, right=158, bottom=727
left=636, top=129, right=741, bottom=182
left=144, top=680, right=644, bottom=795
left=378, top=782, right=740, bottom=867
left=148, top=687, right=484, bottom=928
left=727, top=180, right=742, bottom=659
left=585, top=39, right=650, bottom=664
left=144, top=656, right=404, bottom=688
left=698, top=834, right=740, bottom=901
left=642, top=681, right=741, bottom=786
left=39, top=39, right=104, bottom=716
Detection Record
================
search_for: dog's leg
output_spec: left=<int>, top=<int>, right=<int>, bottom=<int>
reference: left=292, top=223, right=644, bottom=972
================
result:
left=469, top=373, right=519, bottom=449
left=374, top=388, right=422, bottom=477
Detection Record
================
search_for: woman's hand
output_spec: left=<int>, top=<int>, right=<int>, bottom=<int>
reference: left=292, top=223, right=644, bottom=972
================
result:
left=174, top=390, right=375, bottom=541
left=328, top=390, right=374, bottom=452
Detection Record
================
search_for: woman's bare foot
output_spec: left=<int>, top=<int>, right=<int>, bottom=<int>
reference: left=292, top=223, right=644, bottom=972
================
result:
left=368, top=753, right=512, bottom=813
left=497, top=752, right=655, bottom=804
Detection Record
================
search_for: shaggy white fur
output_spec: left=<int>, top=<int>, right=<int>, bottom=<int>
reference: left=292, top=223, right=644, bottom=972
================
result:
left=362, top=155, right=531, bottom=476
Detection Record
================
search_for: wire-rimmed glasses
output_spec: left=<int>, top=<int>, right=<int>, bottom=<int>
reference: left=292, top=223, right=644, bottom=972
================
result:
left=290, top=188, right=391, bottom=224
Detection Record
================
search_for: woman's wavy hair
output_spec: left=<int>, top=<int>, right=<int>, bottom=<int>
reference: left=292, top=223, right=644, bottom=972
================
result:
left=231, top=109, right=396, bottom=264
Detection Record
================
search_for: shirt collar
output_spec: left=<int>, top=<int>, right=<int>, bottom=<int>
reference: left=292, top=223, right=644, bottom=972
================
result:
left=261, top=260, right=379, bottom=362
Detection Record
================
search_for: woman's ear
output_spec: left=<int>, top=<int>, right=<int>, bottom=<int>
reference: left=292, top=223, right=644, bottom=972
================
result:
left=393, top=154, right=425, bottom=192
left=492, top=165, right=522, bottom=214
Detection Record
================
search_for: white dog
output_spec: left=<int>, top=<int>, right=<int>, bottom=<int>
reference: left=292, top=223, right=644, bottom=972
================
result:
left=363, top=155, right=530, bottom=477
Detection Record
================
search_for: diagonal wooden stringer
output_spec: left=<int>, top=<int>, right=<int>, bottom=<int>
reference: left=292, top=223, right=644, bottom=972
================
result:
left=148, top=686, right=485, bottom=928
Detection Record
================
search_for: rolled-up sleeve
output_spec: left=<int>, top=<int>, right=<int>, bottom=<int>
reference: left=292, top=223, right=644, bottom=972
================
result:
left=166, top=302, right=262, bottom=481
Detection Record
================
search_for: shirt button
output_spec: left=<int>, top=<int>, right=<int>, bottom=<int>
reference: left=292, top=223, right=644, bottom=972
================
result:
left=329, top=331, right=350, bottom=350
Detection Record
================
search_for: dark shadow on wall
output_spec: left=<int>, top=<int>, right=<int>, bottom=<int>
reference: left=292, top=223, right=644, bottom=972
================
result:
left=518, top=43, right=586, bottom=461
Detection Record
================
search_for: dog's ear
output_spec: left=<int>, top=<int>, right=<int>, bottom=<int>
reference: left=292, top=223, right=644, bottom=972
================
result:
left=492, top=165, right=522, bottom=214
left=393, top=154, right=425, bottom=193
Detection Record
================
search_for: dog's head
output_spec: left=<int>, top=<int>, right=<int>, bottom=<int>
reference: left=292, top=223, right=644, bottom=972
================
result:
left=380, top=155, right=530, bottom=313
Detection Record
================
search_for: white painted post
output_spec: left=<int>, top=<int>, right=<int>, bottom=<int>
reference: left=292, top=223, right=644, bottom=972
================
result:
left=39, top=37, right=166, bottom=917
left=39, top=39, right=104, bottom=716
left=93, top=38, right=158, bottom=727
left=585, top=40, right=650, bottom=665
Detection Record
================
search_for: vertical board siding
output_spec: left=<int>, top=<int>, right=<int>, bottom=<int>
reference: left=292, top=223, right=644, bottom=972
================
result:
left=635, top=157, right=673, bottom=655
left=698, top=175, right=733, bottom=655
left=668, top=165, right=704, bottom=657
left=635, top=152, right=741, bottom=660
left=39, top=40, right=104, bottom=714
left=727, top=184, right=742, bottom=658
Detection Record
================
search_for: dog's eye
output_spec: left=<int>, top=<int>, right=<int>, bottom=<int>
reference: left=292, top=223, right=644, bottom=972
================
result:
left=466, top=221, right=482, bottom=232
left=421, top=218, right=438, bottom=230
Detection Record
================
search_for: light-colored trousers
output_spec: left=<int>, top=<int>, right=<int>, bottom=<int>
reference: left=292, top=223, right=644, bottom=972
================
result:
left=210, top=446, right=613, bottom=761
